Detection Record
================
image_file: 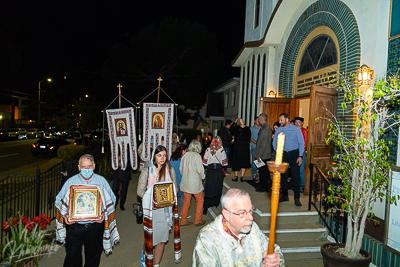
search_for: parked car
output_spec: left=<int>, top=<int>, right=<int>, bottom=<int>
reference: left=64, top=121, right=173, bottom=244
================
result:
left=31, top=137, right=69, bottom=157
left=27, top=128, right=45, bottom=139
left=0, top=130, right=11, bottom=141
left=89, top=131, right=108, bottom=139
left=8, top=128, right=28, bottom=140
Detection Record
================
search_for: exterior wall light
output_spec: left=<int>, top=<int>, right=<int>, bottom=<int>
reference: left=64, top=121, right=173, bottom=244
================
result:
left=268, top=90, right=276, bottom=98
left=357, top=64, right=373, bottom=86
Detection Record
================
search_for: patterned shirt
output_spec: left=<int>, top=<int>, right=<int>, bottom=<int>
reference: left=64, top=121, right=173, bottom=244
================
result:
left=193, top=214, right=285, bottom=267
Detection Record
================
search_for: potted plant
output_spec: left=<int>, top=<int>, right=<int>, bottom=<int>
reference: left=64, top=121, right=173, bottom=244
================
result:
left=1, top=213, right=53, bottom=267
left=319, top=72, right=400, bottom=266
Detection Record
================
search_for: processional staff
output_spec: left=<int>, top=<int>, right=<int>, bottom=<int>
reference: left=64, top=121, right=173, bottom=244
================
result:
left=117, top=83, right=123, bottom=195
left=157, top=77, right=162, bottom=103
left=267, top=132, right=288, bottom=254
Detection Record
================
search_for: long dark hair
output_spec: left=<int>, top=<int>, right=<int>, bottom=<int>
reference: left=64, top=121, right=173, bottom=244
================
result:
left=170, top=143, right=188, bottom=161
left=152, top=145, right=170, bottom=181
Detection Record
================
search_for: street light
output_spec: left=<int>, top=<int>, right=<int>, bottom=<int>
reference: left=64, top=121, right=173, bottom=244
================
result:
left=38, top=78, right=52, bottom=128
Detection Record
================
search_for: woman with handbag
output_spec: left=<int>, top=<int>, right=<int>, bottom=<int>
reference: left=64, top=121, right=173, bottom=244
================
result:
left=179, top=140, right=206, bottom=227
left=202, top=136, right=227, bottom=215
left=137, top=145, right=180, bottom=267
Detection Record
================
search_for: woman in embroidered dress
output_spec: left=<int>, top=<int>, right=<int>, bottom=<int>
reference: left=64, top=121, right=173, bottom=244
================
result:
left=137, top=145, right=178, bottom=267
left=170, top=143, right=187, bottom=210
left=179, top=140, right=206, bottom=227
left=202, top=136, right=228, bottom=214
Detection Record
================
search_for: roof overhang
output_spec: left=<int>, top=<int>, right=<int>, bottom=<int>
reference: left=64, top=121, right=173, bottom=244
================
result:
left=232, top=0, right=309, bottom=67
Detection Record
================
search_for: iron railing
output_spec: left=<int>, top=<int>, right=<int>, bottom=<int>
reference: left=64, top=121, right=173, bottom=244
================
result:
left=308, top=163, right=347, bottom=243
left=0, top=159, right=75, bottom=243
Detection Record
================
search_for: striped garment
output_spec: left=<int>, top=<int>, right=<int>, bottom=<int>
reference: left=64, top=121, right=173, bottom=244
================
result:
left=142, top=181, right=181, bottom=267
left=55, top=184, right=120, bottom=255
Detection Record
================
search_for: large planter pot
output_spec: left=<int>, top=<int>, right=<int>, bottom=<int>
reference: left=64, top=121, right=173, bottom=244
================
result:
left=321, top=243, right=372, bottom=267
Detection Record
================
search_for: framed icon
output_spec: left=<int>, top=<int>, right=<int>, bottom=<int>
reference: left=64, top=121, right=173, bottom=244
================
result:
left=153, top=182, right=174, bottom=208
left=68, top=185, right=103, bottom=223
left=152, top=112, right=165, bottom=129
left=115, top=118, right=128, bottom=137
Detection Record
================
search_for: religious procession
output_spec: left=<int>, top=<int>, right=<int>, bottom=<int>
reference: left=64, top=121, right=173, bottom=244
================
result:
left=4, top=0, right=400, bottom=267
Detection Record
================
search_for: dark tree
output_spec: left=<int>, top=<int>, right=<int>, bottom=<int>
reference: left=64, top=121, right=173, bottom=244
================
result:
left=99, top=18, right=229, bottom=125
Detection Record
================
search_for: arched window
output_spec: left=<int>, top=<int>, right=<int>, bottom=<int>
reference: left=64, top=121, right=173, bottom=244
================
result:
left=299, top=35, right=337, bottom=76
left=294, top=27, right=340, bottom=96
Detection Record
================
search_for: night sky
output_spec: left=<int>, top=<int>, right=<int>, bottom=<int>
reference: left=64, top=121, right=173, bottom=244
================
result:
left=0, top=0, right=246, bottom=101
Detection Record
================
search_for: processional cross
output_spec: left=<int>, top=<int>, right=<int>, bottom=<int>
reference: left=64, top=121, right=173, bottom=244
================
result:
left=157, top=77, right=162, bottom=103
left=117, top=83, right=123, bottom=109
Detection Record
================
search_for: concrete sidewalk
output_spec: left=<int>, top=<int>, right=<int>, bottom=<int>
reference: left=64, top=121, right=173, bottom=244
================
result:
left=38, top=169, right=323, bottom=267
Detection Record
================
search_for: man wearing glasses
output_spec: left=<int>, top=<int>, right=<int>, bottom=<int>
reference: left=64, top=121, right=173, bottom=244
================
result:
left=192, top=188, right=284, bottom=267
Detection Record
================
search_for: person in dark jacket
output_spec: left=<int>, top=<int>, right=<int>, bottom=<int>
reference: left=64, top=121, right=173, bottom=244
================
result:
left=112, top=153, right=131, bottom=210
left=254, top=113, right=273, bottom=193
left=219, top=119, right=232, bottom=175
left=230, top=118, right=251, bottom=182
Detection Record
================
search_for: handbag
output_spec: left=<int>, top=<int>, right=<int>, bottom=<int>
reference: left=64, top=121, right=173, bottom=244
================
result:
left=215, top=156, right=226, bottom=177
left=133, top=203, right=143, bottom=219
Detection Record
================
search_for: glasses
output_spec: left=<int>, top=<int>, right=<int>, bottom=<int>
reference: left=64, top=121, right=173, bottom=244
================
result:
left=225, top=206, right=256, bottom=218
left=80, top=165, right=93, bottom=169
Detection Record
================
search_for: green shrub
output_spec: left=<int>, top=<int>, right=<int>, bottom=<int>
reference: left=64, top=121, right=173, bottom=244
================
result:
left=57, top=144, right=88, bottom=159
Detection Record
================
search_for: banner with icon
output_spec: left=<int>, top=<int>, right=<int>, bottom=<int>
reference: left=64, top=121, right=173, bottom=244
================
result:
left=142, top=103, right=174, bottom=161
left=106, top=107, right=137, bottom=170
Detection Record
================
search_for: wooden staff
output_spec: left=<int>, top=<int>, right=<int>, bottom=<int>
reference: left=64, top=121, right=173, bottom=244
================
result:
left=157, top=77, right=162, bottom=103
left=267, top=133, right=288, bottom=254
left=117, top=83, right=123, bottom=196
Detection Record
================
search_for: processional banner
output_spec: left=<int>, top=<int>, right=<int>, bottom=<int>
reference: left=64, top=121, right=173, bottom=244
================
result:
left=142, top=103, right=174, bottom=161
left=106, top=107, right=137, bottom=170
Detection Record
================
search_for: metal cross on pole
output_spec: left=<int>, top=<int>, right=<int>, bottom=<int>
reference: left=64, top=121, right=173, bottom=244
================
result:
left=157, top=77, right=162, bottom=103
left=117, top=83, right=123, bottom=108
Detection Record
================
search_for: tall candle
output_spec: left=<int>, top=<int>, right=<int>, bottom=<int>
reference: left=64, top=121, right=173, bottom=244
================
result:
left=275, top=132, right=285, bottom=164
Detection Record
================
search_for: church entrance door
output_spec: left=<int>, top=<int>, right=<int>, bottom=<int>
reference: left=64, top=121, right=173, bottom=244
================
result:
left=305, top=85, right=338, bottom=194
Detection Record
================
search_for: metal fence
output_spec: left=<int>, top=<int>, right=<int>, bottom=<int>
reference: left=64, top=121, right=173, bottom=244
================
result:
left=308, top=163, right=347, bottom=243
left=0, top=159, right=75, bottom=243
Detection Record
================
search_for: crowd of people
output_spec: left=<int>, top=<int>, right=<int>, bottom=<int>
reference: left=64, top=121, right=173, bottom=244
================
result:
left=54, top=112, right=310, bottom=267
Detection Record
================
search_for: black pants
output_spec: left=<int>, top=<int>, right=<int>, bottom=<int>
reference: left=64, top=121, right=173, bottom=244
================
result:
left=281, top=149, right=301, bottom=199
left=64, top=222, right=104, bottom=267
left=258, top=158, right=271, bottom=190
left=112, top=168, right=131, bottom=207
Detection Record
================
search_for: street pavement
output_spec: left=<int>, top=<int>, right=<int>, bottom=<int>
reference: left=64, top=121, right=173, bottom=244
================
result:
left=0, top=139, right=49, bottom=174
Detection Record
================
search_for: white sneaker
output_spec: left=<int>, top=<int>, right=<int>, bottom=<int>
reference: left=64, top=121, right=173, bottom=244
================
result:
left=141, top=250, right=145, bottom=267
left=179, top=215, right=192, bottom=219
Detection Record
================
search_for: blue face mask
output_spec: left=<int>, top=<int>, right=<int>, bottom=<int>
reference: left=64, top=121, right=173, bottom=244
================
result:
left=81, top=169, right=93, bottom=179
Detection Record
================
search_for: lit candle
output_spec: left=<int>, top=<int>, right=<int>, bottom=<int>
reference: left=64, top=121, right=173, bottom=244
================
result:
left=275, top=132, right=285, bottom=164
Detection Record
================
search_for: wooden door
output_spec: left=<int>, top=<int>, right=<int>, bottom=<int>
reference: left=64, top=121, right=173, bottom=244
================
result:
left=305, top=85, right=338, bottom=194
left=259, top=97, right=296, bottom=129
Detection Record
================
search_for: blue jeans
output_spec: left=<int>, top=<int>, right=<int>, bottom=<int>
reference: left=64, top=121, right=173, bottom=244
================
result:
left=300, top=152, right=306, bottom=186
left=251, top=146, right=257, bottom=175
left=223, top=147, right=230, bottom=172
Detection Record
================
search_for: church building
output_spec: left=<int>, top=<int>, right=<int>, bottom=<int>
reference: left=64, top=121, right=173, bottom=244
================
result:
left=233, top=0, right=400, bottom=263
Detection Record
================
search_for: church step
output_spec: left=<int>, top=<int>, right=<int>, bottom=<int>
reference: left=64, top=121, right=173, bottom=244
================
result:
left=262, top=223, right=327, bottom=242
left=253, top=209, right=320, bottom=226
left=277, top=239, right=328, bottom=260
left=285, top=257, right=324, bottom=267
